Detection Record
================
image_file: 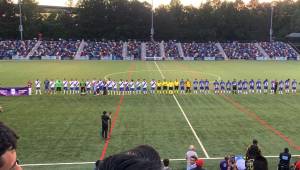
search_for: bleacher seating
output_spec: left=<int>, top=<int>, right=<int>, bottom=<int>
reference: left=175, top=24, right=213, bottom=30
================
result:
left=221, top=42, right=263, bottom=60
left=0, top=40, right=299, bottom=60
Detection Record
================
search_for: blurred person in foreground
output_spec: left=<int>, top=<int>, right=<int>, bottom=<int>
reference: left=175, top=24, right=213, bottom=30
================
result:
left=162, top=158, right=172, bottom=170
left=186, top=145, right=198, bottom=170
left=97, top=145, right=161, bottom=170
left=0, top=122, right=22, bottom=170
left=278, top=148, right=291, bottom=170
left=191, top=159, right=205, bottom=170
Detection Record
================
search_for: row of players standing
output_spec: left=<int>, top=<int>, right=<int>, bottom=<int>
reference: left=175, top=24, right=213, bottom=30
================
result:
left=30, top=78, right=298, bottom=95
left=211, top=79, right=298, bottom=95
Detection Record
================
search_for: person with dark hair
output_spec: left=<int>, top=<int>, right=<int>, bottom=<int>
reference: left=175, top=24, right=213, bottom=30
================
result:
left=188, top=155, right=198, bottom=170
left=97, top=145, right=162, bottom=170
left=253, top=150, right=268, bottom=170
left=0, top=122, right=22, bottom=170
left=220, top=156, right=229, bottom=170
left=246, top=139, right=260, bottom=160
left=101, top=111, right=110, bottom=139
left=94, top=160, right=101, bottom=170
left=246, top=139, right=261, bottom=170
left=278, top=148, right=291, bottom=170
left=162, top=159, right=172, bottom=170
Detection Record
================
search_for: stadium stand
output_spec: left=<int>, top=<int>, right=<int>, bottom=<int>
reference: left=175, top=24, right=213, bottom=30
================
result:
left=127, top=40, right=141, bottom=60
left=259, top=41, right=299, bottom=60
left=221, top=42, right=263, bottom=60
left=0, top=40, right=299, bottom=61
left=146, top=41, right=161, bottom=58
left=182, top=42, right=223, bottom=60
left=164, top=40, right=181, bottom=60
left=0, top=40, right=37, bottom=59
left=32, top=39, right=80, bottom=60
left=81, top=40, right=124, bottom=60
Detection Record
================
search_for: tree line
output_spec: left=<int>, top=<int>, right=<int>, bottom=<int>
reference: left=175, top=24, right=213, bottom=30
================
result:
left=0, top=0, right=300, bottom=41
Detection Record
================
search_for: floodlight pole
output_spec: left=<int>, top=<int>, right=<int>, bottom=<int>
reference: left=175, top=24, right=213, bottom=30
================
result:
left=270, top=4, right=274, bottom=42
left=150, top=0, right=154, bottom=42
left=18, top=0, right=24, bottom=41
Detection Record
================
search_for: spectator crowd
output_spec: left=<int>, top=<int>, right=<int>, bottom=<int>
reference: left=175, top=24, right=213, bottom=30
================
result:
left=0, top=40, right=299, bottom=60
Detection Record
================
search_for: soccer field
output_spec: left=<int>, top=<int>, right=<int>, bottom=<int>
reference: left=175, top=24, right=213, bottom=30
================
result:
left=1, top=61, right=300, bottom=170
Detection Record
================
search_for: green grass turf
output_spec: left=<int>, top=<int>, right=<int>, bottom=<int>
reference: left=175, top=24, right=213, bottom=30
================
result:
left=0, top=61, right=300, bottom=170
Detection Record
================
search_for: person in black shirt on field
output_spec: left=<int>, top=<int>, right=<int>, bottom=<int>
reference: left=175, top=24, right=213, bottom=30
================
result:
left=101, top=111, right=110, bottom=139
left=275, top=80, right=278, bottom=94
left=278, top=148, right=291, bottom=170
left=232, top=79, right=237, bottom=94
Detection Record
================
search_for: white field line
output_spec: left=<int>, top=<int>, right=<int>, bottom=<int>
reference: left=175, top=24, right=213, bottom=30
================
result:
left=20, top=155, right=300, bottom=167
left=154, top=61, right=210, bottom=158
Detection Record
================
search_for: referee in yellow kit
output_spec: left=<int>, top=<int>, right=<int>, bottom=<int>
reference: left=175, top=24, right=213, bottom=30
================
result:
left=185, top=79, right=191, bottom=93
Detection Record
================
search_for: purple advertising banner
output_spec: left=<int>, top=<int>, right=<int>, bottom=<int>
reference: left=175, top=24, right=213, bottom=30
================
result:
left=0, top=87, right=29, bottom=96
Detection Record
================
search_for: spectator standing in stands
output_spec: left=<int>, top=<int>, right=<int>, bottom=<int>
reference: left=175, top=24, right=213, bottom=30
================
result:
left=162, top=159, right=172, bottom=170
left=0, top=122, right=23, bottom=170
left=278, top=148, right=291, bottom=170
left=101, top=111, right=110, bottom=139
left=186, top=145, right=198, bottom=170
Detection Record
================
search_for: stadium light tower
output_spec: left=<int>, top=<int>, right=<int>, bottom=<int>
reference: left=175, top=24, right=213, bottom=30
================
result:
left=18, top=0, right=24, bottom=41
left=150, top=0, right=154, bottom=42
left=270, top=2, right=274, bottom=42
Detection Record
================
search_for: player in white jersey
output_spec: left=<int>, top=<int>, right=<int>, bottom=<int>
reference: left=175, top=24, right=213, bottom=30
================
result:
left=86, top=80, right=91, bottom=94
left=63, top=78, right=68, bottom=95
left=92, top=79, right=97, bottom=95
left=112, top=80, right=118, bottom=95
left=69, top=79, right=74, bottom=94
left=292, top=79, right=297, bottom=94
left=150, top=79, right=156, bottom=94
left=270, top=80, right=275, bottom=94
left=106, top=78, right=113, bottom=95
left=119, top=79, right=125, bottom=95
left=75, top=79, right=80, bottom=94
left=35, top=79, right=42, bottom=95
left=50, top=79, right=55, bottom=95
left=278, top=80, right=284, bottom=95
left=142, top=79, right=147, bottom=95
left=136, top=79, right=141, bottom=94
left=124, top=80, right=129, bottom=95
left=285, top=79, right=290, bottom=94
left=129, top=80, right=135, bottom=95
